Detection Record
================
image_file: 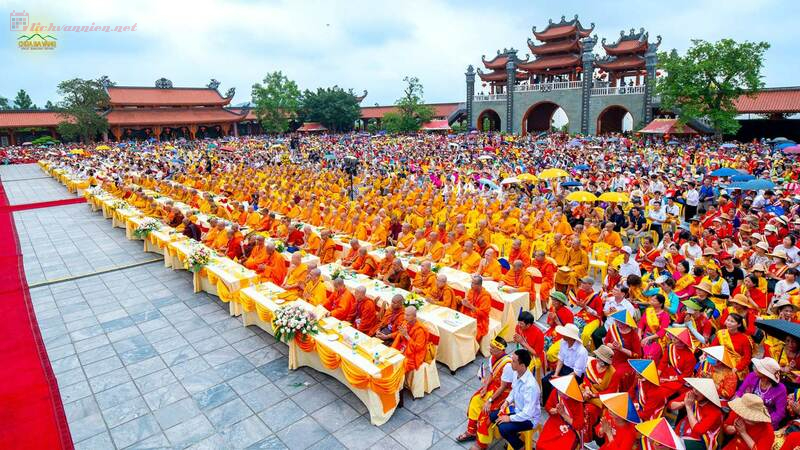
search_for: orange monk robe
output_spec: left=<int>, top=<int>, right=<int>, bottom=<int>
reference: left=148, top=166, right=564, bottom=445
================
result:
left=461, top=287, right=492, bottom=342
left=318, top=238, right=337, bottom=265
left=460, top=250, right=482, bottom=273
left=301, top=278, right=327, bottom=306
left=554, top=217, right=573, bottom=236
left=412, top=271, right=436, bottom=293
left=355, top=254, right=379, bottom=277
left=305, top=233, right=321, bottom=253
left=549, top=242, right=569, bottom=267
left=340, top=247, right=359, bottom=266
left=480, top=259, right=503, bottom=281
left=566, top=246, right=589, bottom=279
left=426, top=283, right=457, bottom=309
left=211, top=229, right=229, bottom=251
left=281, top=263, right=308, bottom=294
left=258, top=250, right=288, bottom=285
left=585, top=225, right=601, bottom=244
left=603, top=231, right=623, bottom=249
left=411, top=238, right=427, bottom=256
left=501, top=268, right=532, bottom=291
left=377, top=257, right=395, bottom=277
left=507, top=248, right=531, bottom=268
left=392, top=321, right=428, bottom=373
left=349, top=298, right=379, bottom=336
left=237, top=211, right=249, bottom=227
left=202, top=227, right=220, bottom=247
left=244, top=244, right=267, bottom=269
left=225, top=232, right=244, bottom=261
left=324, top=289, right=355, bottom=321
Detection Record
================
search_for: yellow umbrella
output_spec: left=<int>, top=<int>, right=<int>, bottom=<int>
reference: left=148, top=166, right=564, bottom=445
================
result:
left=566, top=191, right=598, bottom=202
left=95, top=145, right=110, bottom=150
left=517, top=173, right=538, bottom=183
left=538, top=168, right=569, bottom=179
left=598, top=192, right=631, bottom=203
left=69, top=149, right=85, bottom=155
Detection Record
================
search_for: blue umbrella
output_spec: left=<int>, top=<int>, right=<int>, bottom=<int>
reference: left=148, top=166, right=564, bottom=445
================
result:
left=737, top=179, right=776, bottom=191
left=730, top=174, right=755, bottom=182
left=756, top=319, right=800, bottom=341
left=720, top=143, right=738, bottom=149
left=776, top=142, right=796, bottom=150
left=560, top=181, right=582, bottom=188
left=574, top=164, right=590, bottom=171
left=709, top=167, right=741, bottom=177
left=606, top=137, right=620, bottom=142
left=667, top=140, right=680, bottom=145
left=478, top=178, right=500, bottom=190
left=765, top=205, right=786, bottom=216
left=323, top=153, right=335, bottom=161
left=535, top=140, right=548, bottom=145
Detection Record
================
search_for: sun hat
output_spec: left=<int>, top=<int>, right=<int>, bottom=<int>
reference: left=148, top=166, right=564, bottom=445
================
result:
left=666, top=327, right=695, bottom=349
left=705, top=261, right=719, bottom=271
left=635, top=418, right=685, bottom=450
left=599, top=392, right=640, bottom=423
left=728, top=393, right=771, bottom=423
left=701, top=345, right=735, bottom=369
left=653, top=257, right=668, bottom=268
left=608, top=310, right=637, bottom=327
left=593, top=345, right=614, bottom=365
left=755, top=241, right=770, bottom=251
left=579, top=276, right=594, bottom=285
left=694, top=280, right=714, bottom=294
left=621, top=245, right=633, bottom=254
left=729, top=294, right=759, bottom=310
left=682, top=299, right=703, bottom=312
left=555, top=323, right=580, bottom=341
left=629, top=359, right=660, bottom=385
left=549, top=290, right=569, bottom=304
left=684, top=377, right=722, bottom=408
left=769, top=250, right=789, bottom=260
left=771, top=298, right=799, bottom=314
left=550, top=374, right=583, bottom=402
left=752, top=357, right=781, bottom=383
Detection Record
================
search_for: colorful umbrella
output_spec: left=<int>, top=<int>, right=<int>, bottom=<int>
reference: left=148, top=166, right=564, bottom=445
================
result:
left=550, top=374, right=583, bottom=402
left=560, top=180, right=583, bottom=188
left=608, top=310, right=637, bottom=327
left=720, top=143, right=738, bottom=149
left=517, top=173, right=538, bottom=182
left=629, top=359, right=660, bottom=385
left=95, top=145, right=111, bottom=151
left=730, top=174, right=755, bottom=182
left=478, top=178, right=500, bottom=190
left=709, top=167, right=741, bottom=177
left=538, top=168, right=569, bottom=179
left=755, top=319, right=800, bottom=342
left=565, top=191, right=597, bottom=202
left=574, top=164, right=591, bottom=171
left=599, top=392, right=640, bottom=423
left=783, top=145, right=800, bottom=154
left=501, top=177, right=521, bottom=185
left=635, top=418, right=685, bottom=450
left=598, top=192, right=630, bottom=203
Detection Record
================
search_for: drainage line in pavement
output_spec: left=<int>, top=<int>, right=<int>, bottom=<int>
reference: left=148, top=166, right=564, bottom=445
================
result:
left=28, top=258, right=164, bottom=288
left=0, top=176, right=52, bottom=182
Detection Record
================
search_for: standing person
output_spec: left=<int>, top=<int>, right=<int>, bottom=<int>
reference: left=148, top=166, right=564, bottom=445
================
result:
left=479, top=349, right=540, bottom=450
left=684, top=181, right=700, bottom=222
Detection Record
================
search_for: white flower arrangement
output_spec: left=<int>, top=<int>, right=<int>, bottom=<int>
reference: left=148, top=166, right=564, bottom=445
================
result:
left=404, top=292, right=426, bottom=310
left=133, top=217, right=162, bottom=239
left=186, top=244, right=212, bottom=273
left=273, top=304, right=320, bottom=343
left=111, top=200, right=131, bottom=210
left=86, top=186, right=106, bottom=196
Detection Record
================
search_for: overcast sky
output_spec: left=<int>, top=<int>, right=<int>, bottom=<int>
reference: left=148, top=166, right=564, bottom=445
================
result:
left=2, top=0, right=797, bottom=108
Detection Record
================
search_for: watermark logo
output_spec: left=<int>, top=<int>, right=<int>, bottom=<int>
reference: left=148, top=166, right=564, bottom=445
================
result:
left=10, top=10, right=28, bottom=31
left=18, top=33, right=57, bottom=50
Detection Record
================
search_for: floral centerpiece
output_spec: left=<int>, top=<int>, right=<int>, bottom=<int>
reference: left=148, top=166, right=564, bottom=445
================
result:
left=431, top=264, right=442, bottom=273
left=273, top=240, right=286, bottom=253
left=273, top=304, right=319, bottom=343
left=186, top=244, right=212, bottom=273
left=86, top=186, right=106, bottom=196
left=404, top=292, right=426, bottom=310
left=133, top=217, right=161, bottom=239
left=111, top=200, right=130, bottom=210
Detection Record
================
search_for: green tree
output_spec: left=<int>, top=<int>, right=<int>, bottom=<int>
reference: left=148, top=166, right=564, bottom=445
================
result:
left=298, top=86, right=361, bottom=132
left=251, top=71, right=301, bottom=134
left=383, top=76, right=434, bottom=133
left=55, top=77, right=110, bottom=143
left=44, top=100, right=55, bottom=110
left=656, top=39, right=770, bottom=136
left=13, top=89, right=36, bottom=109
left=0, top=96, right=9, bottom=109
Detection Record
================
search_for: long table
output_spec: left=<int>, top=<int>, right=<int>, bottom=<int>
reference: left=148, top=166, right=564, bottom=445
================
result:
left=318, top=264, right=479, bottom=372
left=237, top=282, right=405, bottom=425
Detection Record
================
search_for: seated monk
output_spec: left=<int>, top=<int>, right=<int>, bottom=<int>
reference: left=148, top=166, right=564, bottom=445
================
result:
left=301, top=268, right=327, bottom=306
left=348, top=286, right=378, bottom=335
left=201, top=218, right=220, bottom=246
left=383, top=259, right=411, bottom=291
left=323, top=278, right=355, bottom=321
left=395, top=223, right=415, bottom=251
left=281, top=253, right=308, bottom=296
left=317, top=230, right=337, bottom=265
left=210, top=222, right=229, bottom=252
left=257, top=212, right=275, bottom=233
left=410, top=229, right=427, bottom=256
left=532, top=250, right=557, bottom=305
left=459, top=241, right=482, bottom=273
left=286, top=222, right=305, bottom=246
left=302, top=226, right=320, bottom=253
left=225, top=227, right=244, bottom=261
left=427, top=274, right=457, bottom=309
left=340, top=239, right=361, bottom=266
left=393, top=306, right=429, bottom=374
left=411, top=261, right=436, bottom=294
left=565, top=236, right=589, bottom=283
left=461, top=275, right=492, bottom=343
left=167, top=206, right=184, bottom=229
left=353, top=247, right=379, bottom=277
left=377, top=247, right=397, bottom=277
left=375, top=294, right=406, bottom=343
left=440, top=232, right=462, bottom=266
left=424, top=231, right=445, bottom=262
left=244, top=237, right=287, bottom=285
left=507, top=239, right=530, bottom=268
left=245, top=205, right=261, bottom=229
left=497, top=259, right=532, bottom=293
left=475, top=248, right=503, bottom=281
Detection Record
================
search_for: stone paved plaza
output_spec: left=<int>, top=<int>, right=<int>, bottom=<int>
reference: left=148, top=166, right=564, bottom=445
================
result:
left=2, top=164, right=490, bottom=450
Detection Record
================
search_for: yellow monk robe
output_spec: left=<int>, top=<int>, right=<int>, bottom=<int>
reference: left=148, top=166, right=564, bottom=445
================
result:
left=441, top=242, right=462, bottom=266
left=370, top=225, right=388, bottom=246
left=427, top=241, right=444, bottom=262
left=202, top=227, right=220, bottom=247
left=603, top=231, right=623, bottom=249
left=480, top=259, right=503, bottom=281
left=397, top=233, right=415, bottom=251
left=412, top=271, right=436, bottom=293
left=554, top=217, right=573, bottom=236
left=355, top=223, right=371, bottom=241
left=305, top=233, right=321, bottom=253
left=302, top=277, right=328, bottom=306
left=246, top=211, right=262, bottom=229
left=460, top=250, right=482, bottom=273
left=318, top=238, right=337, bottom=265
left=211, top=230, right=229, bottom=251
left=411, top=238, right=427, bottom=256
left=281, top=263, right=308, bottom=298
left=549, top=241, right=569, bottom=267
left=566, top=246, right=589, bottom=280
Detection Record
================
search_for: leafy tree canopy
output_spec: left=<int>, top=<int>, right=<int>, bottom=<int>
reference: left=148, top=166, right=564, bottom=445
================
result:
left=298, top=86, right=361, bottom=133
left=55, top=77, right=110, bottom=143
left=251, top=71, right=301, bottom=134
left=13, top=89, right=36, bottom=109
left=383, top=76, right=434, bottom=133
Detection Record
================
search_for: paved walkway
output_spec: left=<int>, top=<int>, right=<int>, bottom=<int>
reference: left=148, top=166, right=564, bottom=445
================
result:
left=6, top=164, right=489, bottom=450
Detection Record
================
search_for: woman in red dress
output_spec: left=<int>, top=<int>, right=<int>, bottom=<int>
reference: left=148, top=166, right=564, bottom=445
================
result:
left=536, top=374, right=586, bottom=450
left=711, top=313, right=753, bottom=380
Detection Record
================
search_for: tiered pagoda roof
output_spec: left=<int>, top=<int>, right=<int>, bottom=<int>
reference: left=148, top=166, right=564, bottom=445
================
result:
left=477, top=49, right=528, bottom=84
left=520, top=15, right=594, bottom=76
left=596, top=29, right=660, bottom=73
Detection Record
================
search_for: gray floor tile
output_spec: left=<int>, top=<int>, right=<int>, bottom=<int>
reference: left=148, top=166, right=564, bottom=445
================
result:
left=310, top=400, right=361, bottom=433
left=153, top=397, right=201, bottom=430
left=334, top=416, right=387, bottom=450
left=101, top=396, right=150, bottom=428
left=194, top=382, right=238, bottom=411
left=292, top=384, right=338, bottom=414
left=391, top=418, right=445, bottom=450
left=218, top=415, right=272, bottom=449
left=109, top=413, right=160, bottom=449
left=207, top=397, right=254, bottom=430
left=276, top=416, right=330, bottom=450
left=69, top=413, right=108, bottom=444
left=258, top=399, right=306, bottom=432
left=142, top=381, right=190, bottom=410
left=164, top=414, right=216, bottom=448
left=241, top=383, right=287, bottom=413
left=74, top=431, right=114, bottom=450
left=228, top=369, right=270, bottom=396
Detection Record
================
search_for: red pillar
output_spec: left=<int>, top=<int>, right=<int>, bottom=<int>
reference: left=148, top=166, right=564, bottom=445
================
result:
left=9, top=130, right=17, bottom=146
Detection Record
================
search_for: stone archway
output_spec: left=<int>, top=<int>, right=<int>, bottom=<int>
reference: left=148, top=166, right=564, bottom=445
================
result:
left=477, top=109, right=501, bottom=131
left=596, top=105, right=632, bottom=134
left=522, top=101, right=568, bottom=134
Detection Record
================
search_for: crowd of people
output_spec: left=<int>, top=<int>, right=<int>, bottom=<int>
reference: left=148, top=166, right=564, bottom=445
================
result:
left=31, top=130, right=800, bottom=449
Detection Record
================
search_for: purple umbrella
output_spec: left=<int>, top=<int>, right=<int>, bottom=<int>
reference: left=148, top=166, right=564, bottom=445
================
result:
left=783, top=145, right=800, bottom=154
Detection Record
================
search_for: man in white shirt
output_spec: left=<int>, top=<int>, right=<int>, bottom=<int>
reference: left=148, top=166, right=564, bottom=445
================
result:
left=648, top=194, right=667, bottom=242
left=541, top=323, right=588, bottom=403
left=486, top=349, right=541, bottom=450
left=684, top=181, right=699, bottom=221
left=618, top=246, right=641, bottom=280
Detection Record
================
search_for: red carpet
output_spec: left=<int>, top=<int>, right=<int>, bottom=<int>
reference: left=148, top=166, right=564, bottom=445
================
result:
left=0, top=180, right=74, bottom=449
left=5, top=197, right=86, bottom=213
